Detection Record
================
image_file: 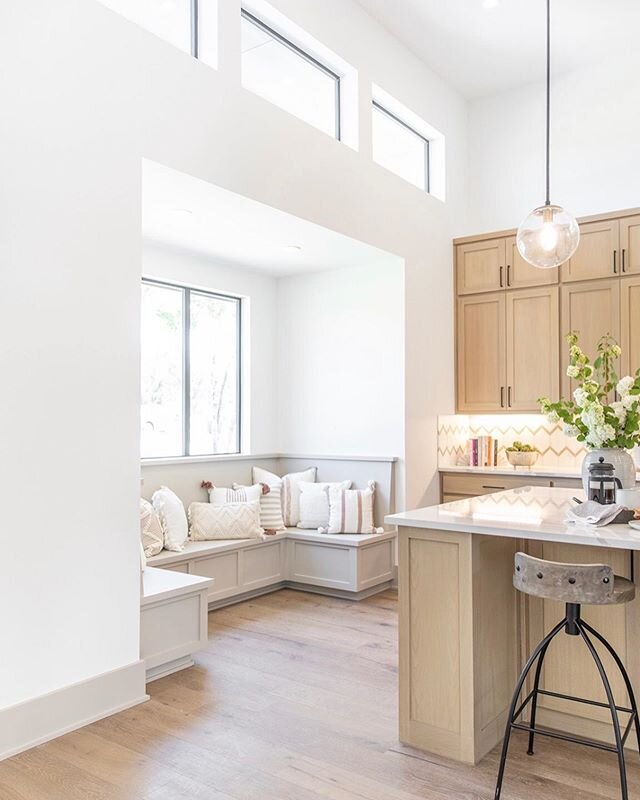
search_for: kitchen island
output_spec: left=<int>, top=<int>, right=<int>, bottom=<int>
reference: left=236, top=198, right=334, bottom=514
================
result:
left=386, top=486, right=640, bottom=765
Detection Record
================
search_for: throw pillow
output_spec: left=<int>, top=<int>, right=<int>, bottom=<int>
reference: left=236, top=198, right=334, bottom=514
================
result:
left=323, top=481, right=384, bottom=534
left=139, top=498, right=164, bottom=557
left=297, top=481, right=353, bottom=529
left=151, top=486, right=189, bottom=552
left=233, top=483, right=286, bottom=531
left=208, top=483, right=262, bottom=505
left=188, top=500, right=264, bottom=541
left=252, top=466, right=317, bottom=527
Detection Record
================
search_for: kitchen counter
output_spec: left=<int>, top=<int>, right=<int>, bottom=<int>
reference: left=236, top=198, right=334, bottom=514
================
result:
left=388, top=486, right=640, bottom=766
left=438, top=464, right=582, bottom=478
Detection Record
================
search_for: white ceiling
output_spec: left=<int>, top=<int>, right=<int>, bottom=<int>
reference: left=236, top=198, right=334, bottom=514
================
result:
left=142, top=161, right=397, bottom=276
left=356, top=0, right=640, bottom=98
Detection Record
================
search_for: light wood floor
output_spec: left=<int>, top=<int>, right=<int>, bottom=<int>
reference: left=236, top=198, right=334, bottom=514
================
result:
left=0, top=588, right=638, bottom=799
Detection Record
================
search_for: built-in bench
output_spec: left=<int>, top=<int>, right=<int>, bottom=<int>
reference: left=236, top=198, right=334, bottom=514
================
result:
left=147, top=527, right=396, bottom=608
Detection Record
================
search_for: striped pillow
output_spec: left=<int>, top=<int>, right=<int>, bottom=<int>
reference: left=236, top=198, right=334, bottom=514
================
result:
left=323, top=481, right=384, bottom=534
left=252, top=466, right=317, bottom=527
left=208, top=484, right=262, bottom=505
left=234, top=483, right=286, bottom=531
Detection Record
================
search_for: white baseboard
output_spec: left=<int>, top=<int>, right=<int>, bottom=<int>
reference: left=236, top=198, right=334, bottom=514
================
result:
left=0, top=660, right=148, bottom=762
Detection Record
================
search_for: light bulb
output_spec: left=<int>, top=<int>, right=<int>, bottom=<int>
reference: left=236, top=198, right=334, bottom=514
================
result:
left=516, top=204, right=580, bottom=269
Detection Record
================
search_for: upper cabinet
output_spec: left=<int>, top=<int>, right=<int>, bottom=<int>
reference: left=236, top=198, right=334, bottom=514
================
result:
left=620, top=215, right=640, bottom=275
left=505, top=236, right=558, bottom=289
left=454, top=208, right=640, bottom=413
left=561, top=219, right=619, bottom=282
left=456, top=239, right=505, bottom=295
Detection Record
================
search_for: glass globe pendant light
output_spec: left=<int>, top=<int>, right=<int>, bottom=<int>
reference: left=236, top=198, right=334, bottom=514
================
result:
left=516, top=0, right=579, bottom=269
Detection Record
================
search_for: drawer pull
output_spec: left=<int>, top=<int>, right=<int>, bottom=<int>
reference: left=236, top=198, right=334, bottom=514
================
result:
left=482, top=484, right=506, bottom=490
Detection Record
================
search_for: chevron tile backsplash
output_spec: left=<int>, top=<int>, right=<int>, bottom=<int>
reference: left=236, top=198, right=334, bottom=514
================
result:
left=438, top=414, right=588, bottom=468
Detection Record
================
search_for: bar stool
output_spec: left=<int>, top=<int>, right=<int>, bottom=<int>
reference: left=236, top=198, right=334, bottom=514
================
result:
left=495, top=552, right=640, bottom=800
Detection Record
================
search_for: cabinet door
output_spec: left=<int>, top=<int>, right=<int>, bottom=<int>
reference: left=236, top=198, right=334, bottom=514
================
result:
left=620, top=215, right=640, bottom=275
left=456, top=293, right=506, bottom=412
left=621, top=275, right=640, bottom=377
left=505, top=236, right=558, bottom=289
left=560, top=279, right=621, bottom=398
left=506, top=287, right=559, bottom=411
left=456, top=239, right=505, bottom=295
left=561, top=219, right=619, bottom=282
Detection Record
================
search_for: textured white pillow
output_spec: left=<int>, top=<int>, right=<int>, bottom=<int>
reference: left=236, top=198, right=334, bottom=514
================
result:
left=233, top=483, right=286, bottom=531
left=297, top=481, right=353, bottom=529
left=139, top=498, right=164, bottom=557
left=323, top=481, right=384, bottom=534
left=152, top=486, right=188, bottom=552
left=208, top=484, right=262, bottom=505
left=188, top=500, right=264, bottom=541
left=252, top=466, right=317, bottom=527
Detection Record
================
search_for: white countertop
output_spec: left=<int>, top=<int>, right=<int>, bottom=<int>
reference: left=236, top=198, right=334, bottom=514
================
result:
left=439, top=464, right=582, bottom=479
left=386, top=486, right=640, bottom=551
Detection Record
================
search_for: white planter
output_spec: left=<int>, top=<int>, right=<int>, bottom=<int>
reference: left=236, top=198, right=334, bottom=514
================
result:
left=581, top=448, right=637, bottom=494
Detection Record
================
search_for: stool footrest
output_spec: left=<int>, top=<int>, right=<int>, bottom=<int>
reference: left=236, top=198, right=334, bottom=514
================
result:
left=536, top=688, right=634, bottom=716
left=510, top=722, right=619, bottom=753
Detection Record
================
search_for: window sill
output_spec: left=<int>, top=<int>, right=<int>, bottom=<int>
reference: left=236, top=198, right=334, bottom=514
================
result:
left=140, top=453, right=280, bottom=467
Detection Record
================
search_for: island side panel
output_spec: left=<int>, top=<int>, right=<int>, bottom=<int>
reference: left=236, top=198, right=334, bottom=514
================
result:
left=398, top=526, right=519, bottom=764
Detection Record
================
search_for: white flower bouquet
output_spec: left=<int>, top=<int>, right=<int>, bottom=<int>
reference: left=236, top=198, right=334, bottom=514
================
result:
left=539, top=333, right=640, bottom=449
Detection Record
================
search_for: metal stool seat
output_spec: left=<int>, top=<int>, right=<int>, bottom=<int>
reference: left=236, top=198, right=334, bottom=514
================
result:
left=495, top=552, right=640, bottom=800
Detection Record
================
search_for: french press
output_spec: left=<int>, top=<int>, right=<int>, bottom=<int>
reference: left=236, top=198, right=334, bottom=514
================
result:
left=588, top=457, right=623, bottom=504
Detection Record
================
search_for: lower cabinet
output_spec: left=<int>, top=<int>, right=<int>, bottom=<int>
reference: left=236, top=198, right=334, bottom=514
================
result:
left=440, top=471, right=582, bottom=503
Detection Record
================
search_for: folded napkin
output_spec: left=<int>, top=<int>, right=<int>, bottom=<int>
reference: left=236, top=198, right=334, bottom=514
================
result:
left=566, top=501, right=624, bottom=527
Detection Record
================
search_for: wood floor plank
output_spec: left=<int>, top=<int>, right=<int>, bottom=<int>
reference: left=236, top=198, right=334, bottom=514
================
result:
left=0, top=588, right=635, bottom=799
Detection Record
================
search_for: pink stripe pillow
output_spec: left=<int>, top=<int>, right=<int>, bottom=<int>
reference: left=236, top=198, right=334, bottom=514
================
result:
left=322, top=481, right=384, bottom=534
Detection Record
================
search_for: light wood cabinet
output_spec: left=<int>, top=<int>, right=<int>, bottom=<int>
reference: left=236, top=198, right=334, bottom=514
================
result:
left=621, top=275, right=640, bottom=377
left=560, top=279, right=620, bottom=398
left=456, top=293, right=506, bottom=412
left=561, top=219, right=619, bottom=282
left=620, top=215, right=640, bottom=275
left=506, top=287, right=559, bottom=410
left=454, top=208, right=640, bottom=412
left=505, top=235, right=558, bottom=289
left=456, top=239, right=505, bottom=295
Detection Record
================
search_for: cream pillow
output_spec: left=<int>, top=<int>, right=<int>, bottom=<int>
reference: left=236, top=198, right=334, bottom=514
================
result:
left=252, top=466, right=317, bottom=527
left=139, top=498, right=164, bottom=557
left=233, top=483, right=286, bottom=531
left=151, top=486, right=188, bottom=552
left=208, top=484, right=262, bottom=505
left=297, top=481, right=352, bottom=529
left=323, top=481, right=384, bottom=534
left=189, top=500, right=264, bottom=541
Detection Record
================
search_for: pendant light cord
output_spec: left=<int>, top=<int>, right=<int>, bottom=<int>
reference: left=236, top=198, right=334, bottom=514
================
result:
left=545, top=0, right=551, bottom=206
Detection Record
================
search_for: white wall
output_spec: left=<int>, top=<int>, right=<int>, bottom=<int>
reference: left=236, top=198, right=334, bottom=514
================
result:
left=0, top=0, right=465, bottom=745
left=465, top=51, right=640, bottom=234
left=276, top=261, right=404, bottom=468
left=142, top=242, right=279, bottom=454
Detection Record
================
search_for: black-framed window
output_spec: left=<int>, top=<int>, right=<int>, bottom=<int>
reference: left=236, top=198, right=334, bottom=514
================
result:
left=372, top=100, right=430, bottom=192
left=240, top=9, right=341, bottom=140
left=140, top=279, right=242, bottom=459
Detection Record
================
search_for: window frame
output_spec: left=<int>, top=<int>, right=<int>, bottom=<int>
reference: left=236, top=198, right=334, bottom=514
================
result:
left=141, top=277, right=243, bottom=459
left=372, top=99, right=430, bottom=193
left=240, top=8, right=342, bottom=141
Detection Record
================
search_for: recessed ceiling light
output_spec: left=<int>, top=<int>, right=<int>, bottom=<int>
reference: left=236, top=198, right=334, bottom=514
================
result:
left=482, top=0, right=500, bottom=7
left=284, top=245, right=302, bottom=252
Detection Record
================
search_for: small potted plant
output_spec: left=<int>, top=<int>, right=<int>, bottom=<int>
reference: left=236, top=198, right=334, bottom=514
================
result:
left=506, top=441, right=539, bottom=469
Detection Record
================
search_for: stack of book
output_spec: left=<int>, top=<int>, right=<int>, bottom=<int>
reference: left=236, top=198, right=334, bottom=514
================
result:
left=468, top=436, right=498, bottom=467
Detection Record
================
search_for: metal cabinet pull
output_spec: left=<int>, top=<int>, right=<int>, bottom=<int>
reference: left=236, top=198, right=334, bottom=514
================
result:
left=482, top=484, right=506, bottom=490
left=613, top=249, right=618, bottom=274
left=507, top=264, right=511, bottom=286
left=622, top=248, right=627, bottom=273
left=500, top=386, right=505, bottom=407
left=499, top=266, right=504, bottom=288
left=508, top=386, right=512, bottom=407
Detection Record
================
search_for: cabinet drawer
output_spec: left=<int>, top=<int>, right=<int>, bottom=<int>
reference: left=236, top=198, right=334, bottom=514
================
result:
left=441, top=472, right=579, bottom=497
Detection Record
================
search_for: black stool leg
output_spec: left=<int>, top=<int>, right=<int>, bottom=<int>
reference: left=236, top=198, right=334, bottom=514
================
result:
left=581, top=619, right=640, bottom=756
left=526, top=637, right=551, bottom=756
left=576, top=621, right=628, bottom=800
left=494, top=618, right=566, bottom=800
